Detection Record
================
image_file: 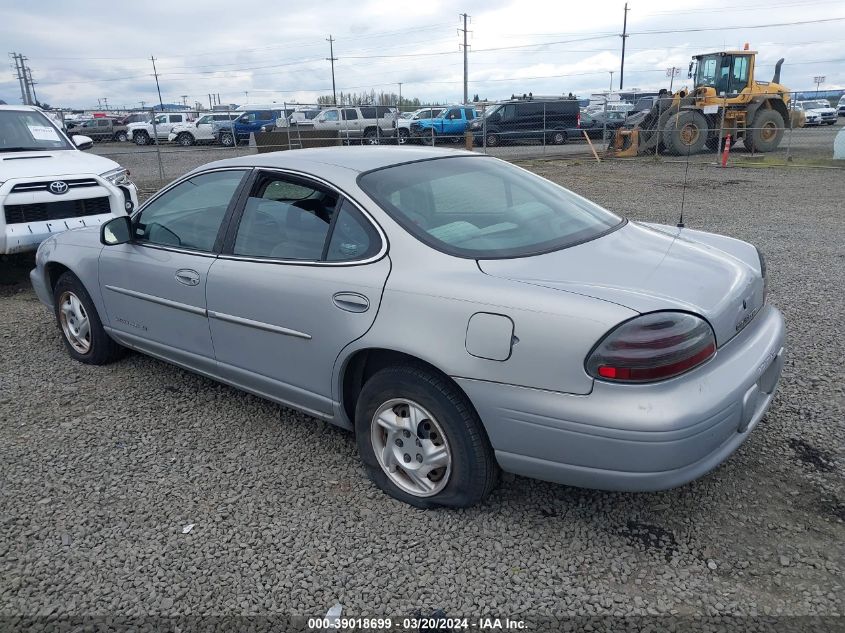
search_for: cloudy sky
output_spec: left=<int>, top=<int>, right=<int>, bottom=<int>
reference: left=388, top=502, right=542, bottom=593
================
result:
left=2, top=0, right=843, bottom=109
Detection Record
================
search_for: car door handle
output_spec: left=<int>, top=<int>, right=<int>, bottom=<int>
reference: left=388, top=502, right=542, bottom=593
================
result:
left=175, top=269, right=200, bottom=286
left=332, top=292, right=370, bottom=313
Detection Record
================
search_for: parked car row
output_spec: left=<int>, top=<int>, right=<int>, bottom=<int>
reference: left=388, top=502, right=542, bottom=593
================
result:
left=793, top=100, right=838, bottom=126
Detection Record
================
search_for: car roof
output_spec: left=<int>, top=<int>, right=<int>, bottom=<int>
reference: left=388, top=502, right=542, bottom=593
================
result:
left=197, top=146, right=482, bottom=177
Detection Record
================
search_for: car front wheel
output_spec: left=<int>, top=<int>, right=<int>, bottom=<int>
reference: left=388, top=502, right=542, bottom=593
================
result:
left=53, top=272, right=124, bottom=365
left=133, top=131, right=150, bottom=146
left=355, top=364, right=499, bottom=508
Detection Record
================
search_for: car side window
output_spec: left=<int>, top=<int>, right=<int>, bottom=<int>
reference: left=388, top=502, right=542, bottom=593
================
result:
left=323, top=110, right=339, bottom=122
left=171, top=115, right=183, bottom=123
left=233, top=174, right=339, bottom=260
left=326, top=200, right=381, bottom=262
left=134, top=170, right=246, bottom=252
left=98, top=120, right=110, bottom=127
left=342, top=109, right=359, bottom=121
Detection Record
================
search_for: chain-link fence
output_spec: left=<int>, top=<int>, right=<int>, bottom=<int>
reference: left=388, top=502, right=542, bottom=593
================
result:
left=52, top=91, right=844, bottom=193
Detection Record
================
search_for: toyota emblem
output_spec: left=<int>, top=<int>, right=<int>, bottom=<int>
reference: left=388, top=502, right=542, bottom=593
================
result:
left=49, top=181, right=69, bottom=195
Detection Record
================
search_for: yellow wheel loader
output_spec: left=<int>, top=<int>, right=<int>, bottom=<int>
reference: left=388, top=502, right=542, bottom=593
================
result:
left=611, top=48, right=802, bottom=157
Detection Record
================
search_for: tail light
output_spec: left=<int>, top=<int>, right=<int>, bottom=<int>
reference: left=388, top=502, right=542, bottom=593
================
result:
left=585, top=312, right=716, bottom=383
left=756, top=246, right=767, bottom=304
left=577, top=112, right=581, bottom=128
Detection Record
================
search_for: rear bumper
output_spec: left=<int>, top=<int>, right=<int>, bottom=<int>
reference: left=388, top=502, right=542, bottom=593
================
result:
left=456, top=304, right=785, bottom=492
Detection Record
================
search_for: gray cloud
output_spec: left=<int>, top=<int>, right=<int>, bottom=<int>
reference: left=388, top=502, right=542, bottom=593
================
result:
left=2, top=0, right=842, bottom=108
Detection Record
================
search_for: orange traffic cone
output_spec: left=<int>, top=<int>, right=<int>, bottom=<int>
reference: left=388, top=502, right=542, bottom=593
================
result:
left=721, top=134, right=732, bottom=167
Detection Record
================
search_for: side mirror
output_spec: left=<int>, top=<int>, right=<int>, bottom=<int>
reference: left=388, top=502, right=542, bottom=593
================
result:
left=100, top=216, right=132, bottom=246
left=73, top=135, right=94, bottom=151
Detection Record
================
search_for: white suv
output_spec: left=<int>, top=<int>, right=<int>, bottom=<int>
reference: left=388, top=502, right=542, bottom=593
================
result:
left=127, top=112, right=194, bottom=145
left=0, top=105, right=138, bottom=256
left=167, top=112, right=238, bottom=146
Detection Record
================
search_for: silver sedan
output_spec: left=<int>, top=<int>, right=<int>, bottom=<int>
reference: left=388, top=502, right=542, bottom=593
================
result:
left=30, top=147, right=785, bottom=508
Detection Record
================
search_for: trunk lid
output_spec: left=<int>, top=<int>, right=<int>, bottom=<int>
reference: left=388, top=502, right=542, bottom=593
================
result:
left=478, top=221, right=764, bottom=346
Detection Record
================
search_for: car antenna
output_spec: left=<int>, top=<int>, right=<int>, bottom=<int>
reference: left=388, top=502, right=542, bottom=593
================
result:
left=677, top=130, right=693, bottom=229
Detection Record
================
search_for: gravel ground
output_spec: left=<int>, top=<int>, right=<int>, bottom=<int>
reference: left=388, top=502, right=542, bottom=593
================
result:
left=1, top=159, right=843, bottom=630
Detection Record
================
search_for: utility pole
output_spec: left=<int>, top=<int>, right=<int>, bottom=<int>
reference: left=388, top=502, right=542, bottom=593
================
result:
left=326, top=35, right=338, bottom=105
left=25, top=66, right=38, bottom=106
left=11, top=54, right=26, bottom=104
left=813, top=75, right=825, bottom=96
left=666, top=66, right=680, bottom=92
left=208, top=93, right=213, bottom=109
left=103, top=97, right=109, bottom=111
left=609, top=71, right=614, bottom=92
left=619, top=2, right=629, bottom=90
left=398, top=82, right=402, bottom=108
left=150, top=55, right=164, bottom=111
left=20, top=55, right=33, bottom=105
left=181, top=95, right=188, bottom=106
left=139, top=100, right=146, bottom=109
left=459, top=13, right=470, bottom=104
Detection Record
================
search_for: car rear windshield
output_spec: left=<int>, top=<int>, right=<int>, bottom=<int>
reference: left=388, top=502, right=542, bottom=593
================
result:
left=358, top=156, right=622, bottom=259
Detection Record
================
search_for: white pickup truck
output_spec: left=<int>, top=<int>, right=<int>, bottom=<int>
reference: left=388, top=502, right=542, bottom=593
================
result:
left=0, top=105, right=138, bottom=256
left=126, top=112, right=195, bottom=145
left=167, top=112, right=238, bottom=146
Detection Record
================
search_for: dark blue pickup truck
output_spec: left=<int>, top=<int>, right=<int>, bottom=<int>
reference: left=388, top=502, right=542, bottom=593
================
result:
left=213, top=109, right=284, bottom=146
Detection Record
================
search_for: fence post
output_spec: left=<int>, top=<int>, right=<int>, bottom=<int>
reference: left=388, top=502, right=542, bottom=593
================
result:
left=785, top=91, right=795, bottom=164
left=482, top=104, right=487, bottom=154
left=151, top=109, right=164, bottom=183
left=715, top=97, right=727, bottom=164
left=542, top=102, right=546, bottom=156
left=602, top=97, right=608, bottom=148
left=654, top=96, right=663, bottom=160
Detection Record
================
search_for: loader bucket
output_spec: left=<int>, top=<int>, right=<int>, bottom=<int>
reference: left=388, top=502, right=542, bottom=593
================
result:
left=609, top=128, right=640, bottom=158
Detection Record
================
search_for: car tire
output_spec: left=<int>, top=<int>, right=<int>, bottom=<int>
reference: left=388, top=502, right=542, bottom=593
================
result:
left=177, top=132, right=195, bottom=146
left=485, top=132, right=500, bottom=147
left=549, top=130, right=567, bottom=145
left=133, top=131, right=150, bottom=146
left=53, top=272, right=124, bottom=365
left=355, top=364, right=499, bottom=508
left=397, top=128, right=410, bottom=145
left=115, top=131, right=128, bottom=142
left=364, top=129, right=380, bottom=145
left=220, top=132, right=235, bottom=147
left=744, top=109, right=785, bottom=153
